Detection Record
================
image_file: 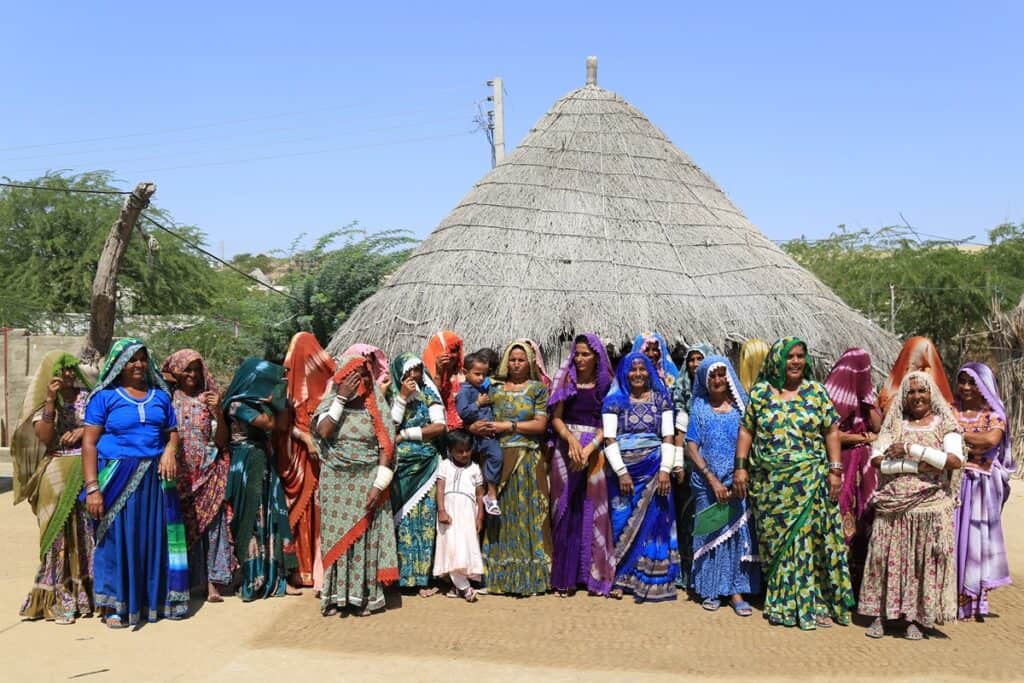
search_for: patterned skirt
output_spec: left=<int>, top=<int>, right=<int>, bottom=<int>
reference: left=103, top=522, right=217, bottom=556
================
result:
left=483, top=446, right=551, bottom=595
left=396, top=496, right=437, bottom=587
left=752, top=457, right=854, bottom=630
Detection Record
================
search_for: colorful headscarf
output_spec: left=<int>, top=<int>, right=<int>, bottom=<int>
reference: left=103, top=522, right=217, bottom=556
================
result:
left=496, top=340, right=543, bottom=382
left=956, top=362, right=1013, bottom=470
left=330, top=354, right=395, bottom=463
left=12, top=351, right=92, bottom=505
left=877, top=336, right=953, bottom=415
left=341, top=343, right=389, bottom=386
left=875, top=370, right=960, bottom=454
left=738, top=338, right=770, bottom=392
left=824, top=348, right=877, bottom=428
left=602, top=352, right=671, bottom=413
left=161, top=349, right=218, bottom=395
left=673, top=342, right=714, bottom=413
left=514, top=338, right=552, bottom=388
left=631, top=332, right=680, bottom=386
left=285, top=332, right=336, bottom=429
left=220, top=357, right=286, bottom=416
left=422, top=331, right=464, bottom=384
left=547, top=333, right=614, bottom=408
left=387, top=352, right=442, bottom=405
left=90, top=337, right=170, bottom=399
left=691, top=355, right=747, bottom=415
left=756, top=337, right=813, bottom=390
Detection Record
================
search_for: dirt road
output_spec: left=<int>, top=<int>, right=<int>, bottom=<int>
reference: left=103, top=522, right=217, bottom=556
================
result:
left=2, top=482, right=1022, bottom=682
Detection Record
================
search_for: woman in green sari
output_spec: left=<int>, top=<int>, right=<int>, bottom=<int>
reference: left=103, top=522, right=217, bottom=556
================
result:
left=388, top=352, right=446, bottom=595
left=221, top=358, right=299, bottom=600
left=733, top=337, right=854, bottom=630
left=13, top=352, right=94, bottom=624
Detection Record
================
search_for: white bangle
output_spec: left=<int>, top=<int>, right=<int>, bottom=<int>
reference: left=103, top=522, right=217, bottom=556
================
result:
left=327, top=396, right=347, bottom=423
left=604, top=442, right=626, bottom=476
left=400, top=427, right=423, bottom=441
left=920, top=446, right=948, bottom=470
left=674, top=444, right=685, bottom=470
left=602, top=413, right=618, bottom=440
left=372, top=465, right=393, bottom=490
left=659, top=443, right=675, bottom=473
left=881, top=459, right=919, bottom=475
left=390, top=396, right=407, bottom=424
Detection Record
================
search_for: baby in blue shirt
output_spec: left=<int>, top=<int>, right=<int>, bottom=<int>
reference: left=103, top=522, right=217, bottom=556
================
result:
left=455, top=352, right=502, bottom=516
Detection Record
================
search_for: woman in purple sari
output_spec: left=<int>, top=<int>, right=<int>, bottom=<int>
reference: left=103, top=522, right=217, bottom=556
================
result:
left=548, top=334, right=616, bottom=597
left=953, top=362, right=1013, bottom=620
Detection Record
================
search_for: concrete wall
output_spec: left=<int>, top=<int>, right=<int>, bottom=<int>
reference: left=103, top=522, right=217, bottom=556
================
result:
left=1, top=329, right=87, bottom=446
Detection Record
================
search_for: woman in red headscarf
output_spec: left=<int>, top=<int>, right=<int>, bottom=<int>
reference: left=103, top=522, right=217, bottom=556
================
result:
left=423, top=331, right=465, bottom=430
left=277, top=332, right=336, bottom=590
left=877, top=337, right=953, bottom=415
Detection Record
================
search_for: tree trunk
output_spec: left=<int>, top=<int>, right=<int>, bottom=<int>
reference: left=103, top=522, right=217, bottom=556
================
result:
left=82, top=182, right=156, bottom=367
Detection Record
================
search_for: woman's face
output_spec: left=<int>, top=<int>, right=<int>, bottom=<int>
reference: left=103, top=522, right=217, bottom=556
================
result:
left=404, top=364, right=424, bottom=386
left=785, top=345, right=806, bottom=384
left=59, top=366, right=78, bottom=389
left=957, top=371, right=980, bottom=406
left=628, top=359, right=650, bottom=392
left=507, top=348, right=529, bottom=380
left=707, top=365, right=729, bottom=397
left=180, top=359, right=203, bottom=392
left=574, top=342, right=597, bottom=376
left=687, top=351, right=704, bottom=376
left=642, top=341, right=661, bottom=365
left=904, top=378, right=932, bottom=420
left=119, top=349, right=149, bottom=385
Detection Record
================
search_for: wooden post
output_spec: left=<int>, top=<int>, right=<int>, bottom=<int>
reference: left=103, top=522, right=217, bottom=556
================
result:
left=82, top=182, right=156, bottom=366
left=492, top=77, right=505, bottom=164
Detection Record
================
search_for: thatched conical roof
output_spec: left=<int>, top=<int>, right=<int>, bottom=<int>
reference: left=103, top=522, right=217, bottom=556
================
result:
left=328, top=59, right=900, bottom=372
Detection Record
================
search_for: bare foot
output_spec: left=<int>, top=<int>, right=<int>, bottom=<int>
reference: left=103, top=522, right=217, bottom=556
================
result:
left=207, top=582, right=224, bottom=603
left=285, top=584, right=303, bottom=596
left=418, top=587, right=439, bottom=598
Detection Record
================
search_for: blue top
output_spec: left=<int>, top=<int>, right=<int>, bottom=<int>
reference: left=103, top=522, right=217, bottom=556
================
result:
left=84, top=387, right=178, bottom=459
left=455, top=381, right=494, bottom=425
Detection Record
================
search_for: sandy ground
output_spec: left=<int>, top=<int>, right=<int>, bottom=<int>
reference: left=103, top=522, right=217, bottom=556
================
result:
left=2, top=479, right=1023, bottom=683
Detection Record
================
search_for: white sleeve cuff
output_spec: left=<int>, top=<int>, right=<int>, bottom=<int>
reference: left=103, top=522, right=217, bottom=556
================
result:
left=944, top=432, right=965, bottom=462
left=659, top=443, right=675, bottom=472
left=427, top=404, right=446, bottom=425
left=372, top=465, right=394, bottom=490
left=327, top=395, right=347, bottom=423
left=675, top=410, right=689, bottom=433
left=400, top=427, right=423, bottom=442
left=660, top=410, right=675, bottom=438
left=674, top=444, right=685, bottom=470
left=604, top=441, right=626, bottom=476
left=602, top=413, right=618, bottom=440
left=390, top=396, right=406, bottom=424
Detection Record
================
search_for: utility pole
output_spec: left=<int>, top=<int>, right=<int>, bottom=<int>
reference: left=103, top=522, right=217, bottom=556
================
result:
left=486, top=77, right=505, bottom=166
left=889, top=283, right=896, bottom=334
left=82, top=182, right=157, bottom=366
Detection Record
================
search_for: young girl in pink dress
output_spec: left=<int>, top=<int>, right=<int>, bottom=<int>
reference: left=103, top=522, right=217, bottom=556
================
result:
left=433, top=429, right=485, bottom=602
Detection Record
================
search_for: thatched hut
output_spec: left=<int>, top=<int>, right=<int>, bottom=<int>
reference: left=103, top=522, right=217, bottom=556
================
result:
left=328, top=58, right=900, bottom=373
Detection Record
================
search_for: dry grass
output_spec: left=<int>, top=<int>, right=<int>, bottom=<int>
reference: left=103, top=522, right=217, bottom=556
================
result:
left=328, top=71, right=901, bottom=372
left=987, top=295, right=1024, bottom=475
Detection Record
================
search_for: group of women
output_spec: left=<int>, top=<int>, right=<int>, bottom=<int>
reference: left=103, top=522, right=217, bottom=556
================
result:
left=11, top=329, right=1012, bottom=639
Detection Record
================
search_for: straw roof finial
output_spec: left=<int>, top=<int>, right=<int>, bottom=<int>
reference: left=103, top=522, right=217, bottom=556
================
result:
left=586, top=56, right=598, bottom=86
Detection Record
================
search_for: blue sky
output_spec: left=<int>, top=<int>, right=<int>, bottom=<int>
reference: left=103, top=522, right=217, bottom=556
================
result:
left=2, top=1, right=1020, bottom=256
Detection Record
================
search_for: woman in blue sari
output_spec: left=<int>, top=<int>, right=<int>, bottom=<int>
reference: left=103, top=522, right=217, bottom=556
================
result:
left=602, top=352, right=678, bottom=602
left=82, top=338, right=189, bottom=628
left=685, top=355, right=760, bottom=615
left=631, top=332, right=680, bottom=391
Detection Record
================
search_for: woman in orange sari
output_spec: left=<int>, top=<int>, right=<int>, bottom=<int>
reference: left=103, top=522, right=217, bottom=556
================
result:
left=278, top=332, right=336, bottom=590
left=423, top=331, right=465, bottom=430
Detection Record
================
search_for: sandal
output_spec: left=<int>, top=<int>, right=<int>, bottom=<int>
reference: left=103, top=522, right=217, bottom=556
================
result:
left=104, top=614, right=126, bottom=630
left=459, top=587, right=478, bottom=603
left=607, top=589, right=623, bottom=600
left=866, top=618, right=884, bottom=639
left=483, top=497, right=501, bottom=516
left=418, top=587, right=439, bottom=598
left=905, top=623, right=923, bottom=641
left=730, top=600, right=753, bottom=617
left=445, top=587, right=460, bottom=599
left=702, top=598, right=721, bottom=611
left=54, top=611, right=76, bottom=626
left=815, top=615, right=834, bottom=628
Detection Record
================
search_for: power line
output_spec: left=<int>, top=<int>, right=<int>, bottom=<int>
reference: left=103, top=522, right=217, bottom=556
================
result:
left=0, top=83, right=482, bottom=153
left=140, top=213, right=302, bottom=302
left=0, top=181, right=130, bottom=195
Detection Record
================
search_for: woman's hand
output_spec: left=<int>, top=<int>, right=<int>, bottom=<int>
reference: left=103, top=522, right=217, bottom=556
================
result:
left=435, top=353, right=452, bottom=377
left=827, top=470, right=842, bottom=501
left=438, top=510, right=452, bottom=525
left=618, top=472, right=635, bottom=497
left=468, top=421, right=496, bottom=439
left=731, top=469, right=749, bottom=499
left=159, top=451, right=177, bottom=481
left=918, top=462, right=942, bottom=475
left=303, top=432, right=320, bottom=459
left=46, top=378, right=63, bottom=398
left=399, top=377, right=418, bottom=399
left=203, top=391, right=223, bottom=415
left=60, top=427, right=84, bottom=448
left=884, top=441, right=907, bottom=459
left=337, top=373, right=362, bottom=400
left=656, top=471, right=671, bottom=496
left=862, top=432, right=877, bottom=444
left=477, top=392, right=491, bottom=407
left=710, top=477, right=731, bottom=504
left=377, top=375, right=391, bottom=394
left=365, top=486, right=383, bottom=512
left=566, top=434, right=584, bottom=469
left=86, top=491, right=104, bottom=519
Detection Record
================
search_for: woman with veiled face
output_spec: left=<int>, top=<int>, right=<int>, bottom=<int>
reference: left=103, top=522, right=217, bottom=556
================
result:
left=859, top=371, right=964, bottom=640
